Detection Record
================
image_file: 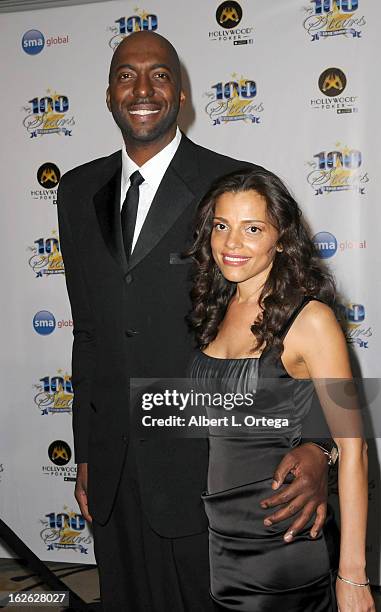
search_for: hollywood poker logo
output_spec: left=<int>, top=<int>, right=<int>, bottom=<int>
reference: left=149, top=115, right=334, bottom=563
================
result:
left=30, top=162, right=61, bottom=205
left=204, top=74, right=264, bottom=126
left=108, top=8, right=158, bottom=49
left=28, top=230, right=64, bottom=278
left=303, top=0, right=366, bottom=41
left=41, top=440, right=77, bottom=482
left=22, top=89, right=75, bottom=138
left=310, top=68, right=359, bottom=115
left=209, top=1, right=254, bottom=46
left=337, top=302, right=372, bottom=349
left=306, top=143, right=369, bottom=196
left=33, top=371, right=73, bottom=416
left=22, top=29, right=69, bottom=55
left=39, top=506, right=92, bottom=554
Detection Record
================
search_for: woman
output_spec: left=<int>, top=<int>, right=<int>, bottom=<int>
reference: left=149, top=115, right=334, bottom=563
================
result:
left=187, top=168, right=374, bottom=611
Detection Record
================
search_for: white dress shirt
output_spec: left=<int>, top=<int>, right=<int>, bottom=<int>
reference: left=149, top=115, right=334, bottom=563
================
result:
left=120, top=127, right=182, bottom=252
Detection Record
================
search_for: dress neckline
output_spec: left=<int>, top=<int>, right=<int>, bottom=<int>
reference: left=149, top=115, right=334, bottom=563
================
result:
left=196, top=298, right=319, bottom=368
left=198, top=348, right=261, bottom=362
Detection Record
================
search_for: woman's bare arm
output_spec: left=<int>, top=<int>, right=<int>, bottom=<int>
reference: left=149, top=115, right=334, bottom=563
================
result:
left=294, top=302, right=374, bottom=611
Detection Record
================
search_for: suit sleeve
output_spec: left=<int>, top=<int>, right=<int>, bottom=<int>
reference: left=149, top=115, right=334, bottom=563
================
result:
left=57, top=178, right=96, bottom=464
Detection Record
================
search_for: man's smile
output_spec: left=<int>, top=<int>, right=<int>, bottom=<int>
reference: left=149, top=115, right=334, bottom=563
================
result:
left=129, top=109, right=160, bottom=116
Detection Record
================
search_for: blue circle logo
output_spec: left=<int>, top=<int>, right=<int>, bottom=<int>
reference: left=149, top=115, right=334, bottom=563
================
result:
left=313, top=231, right=337, bottom=259
left=33, top=310, right=56, bottom=335
left=22, top=29, right=45, bottom=55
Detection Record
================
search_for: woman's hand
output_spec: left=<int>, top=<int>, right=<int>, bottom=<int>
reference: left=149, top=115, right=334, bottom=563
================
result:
left=336, top=577, right=375, bottom=611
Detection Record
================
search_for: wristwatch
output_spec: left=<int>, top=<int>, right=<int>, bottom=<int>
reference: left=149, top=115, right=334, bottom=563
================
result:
left=305, top=440, right=339, bottom=466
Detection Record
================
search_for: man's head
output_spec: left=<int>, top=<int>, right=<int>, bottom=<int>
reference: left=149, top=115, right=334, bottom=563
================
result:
left=107, top=31, right=185, bottom=147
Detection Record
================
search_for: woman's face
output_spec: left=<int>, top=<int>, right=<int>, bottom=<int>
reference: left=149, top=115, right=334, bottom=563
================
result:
left=211, top=189, right=280, bottom=287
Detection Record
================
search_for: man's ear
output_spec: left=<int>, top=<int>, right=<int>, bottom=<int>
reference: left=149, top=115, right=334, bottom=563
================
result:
left=179, top=90, right=186, bottom=108
left=106, top=87, right=111, bottom=112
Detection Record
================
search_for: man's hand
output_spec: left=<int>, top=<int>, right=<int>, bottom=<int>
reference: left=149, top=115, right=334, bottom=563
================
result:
left=260, top=443, right=328, bottom=543
left=75, top=462, right=92, bottom=523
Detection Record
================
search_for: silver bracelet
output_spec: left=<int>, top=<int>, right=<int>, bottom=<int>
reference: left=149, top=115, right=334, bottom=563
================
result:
left=337, top=573, right=370, bottom=587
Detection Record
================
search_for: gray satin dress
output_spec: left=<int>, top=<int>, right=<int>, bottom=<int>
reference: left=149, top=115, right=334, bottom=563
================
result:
left=188, top=298, right=339, bottom=611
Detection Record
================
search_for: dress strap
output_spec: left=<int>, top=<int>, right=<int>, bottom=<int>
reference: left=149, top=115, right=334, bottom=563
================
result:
left=278, top=296, right=322, bottom=341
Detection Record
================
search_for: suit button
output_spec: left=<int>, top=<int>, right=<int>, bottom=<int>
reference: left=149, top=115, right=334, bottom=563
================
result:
left=125, top=329, right=139, bottom=337
left=125, top=273, right=133, bottom=284
left=122, top=434, right=128, bottom=443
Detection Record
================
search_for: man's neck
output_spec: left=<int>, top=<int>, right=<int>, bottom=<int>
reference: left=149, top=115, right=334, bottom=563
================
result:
left=123, top=128, right=178, bottom=167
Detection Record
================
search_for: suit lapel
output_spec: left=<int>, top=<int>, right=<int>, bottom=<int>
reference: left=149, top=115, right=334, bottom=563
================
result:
left=93, top=156, right=128, bottom=276
left=128, top=136, right=199, bottom=271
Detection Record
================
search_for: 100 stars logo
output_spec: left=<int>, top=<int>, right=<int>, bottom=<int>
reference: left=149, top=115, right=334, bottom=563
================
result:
left=204, top=74, right=264, bottom=126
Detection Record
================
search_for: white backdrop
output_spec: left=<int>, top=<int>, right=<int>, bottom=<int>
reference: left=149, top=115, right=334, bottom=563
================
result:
left=0, top=0, right=380, bottom=581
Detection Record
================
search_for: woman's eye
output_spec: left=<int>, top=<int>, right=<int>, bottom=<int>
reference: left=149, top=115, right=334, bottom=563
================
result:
left=214, top=223, right=227, bottom=231
left=247, top=226, right=261, bottom=234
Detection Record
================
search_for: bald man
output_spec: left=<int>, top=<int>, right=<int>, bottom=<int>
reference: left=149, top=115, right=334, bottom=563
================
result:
left=58, top=32, right=333, bottom=611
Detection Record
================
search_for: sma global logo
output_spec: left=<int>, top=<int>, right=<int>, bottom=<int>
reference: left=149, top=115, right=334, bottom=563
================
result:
left=33, top=310, right=56, bottom=335
left=22, top=29, right=45, bottom=55
left=22, top=29, right=69, bottom=54
left=313, top=231, right=337, bottom=258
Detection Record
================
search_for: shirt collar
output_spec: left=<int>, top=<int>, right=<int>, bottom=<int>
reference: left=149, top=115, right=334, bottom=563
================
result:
left=121, top=127, right=182, bottom=194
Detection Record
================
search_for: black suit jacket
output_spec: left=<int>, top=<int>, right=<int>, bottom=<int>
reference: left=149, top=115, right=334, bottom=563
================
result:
left=57, top=134, right=257, bottom=536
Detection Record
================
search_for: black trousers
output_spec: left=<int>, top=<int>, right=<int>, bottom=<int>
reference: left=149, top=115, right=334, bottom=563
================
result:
left=92, top=444, right=216, bottom=612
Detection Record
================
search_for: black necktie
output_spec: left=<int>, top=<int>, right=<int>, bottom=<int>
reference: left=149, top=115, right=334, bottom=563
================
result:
left=121, top=170, right=144, bottom=259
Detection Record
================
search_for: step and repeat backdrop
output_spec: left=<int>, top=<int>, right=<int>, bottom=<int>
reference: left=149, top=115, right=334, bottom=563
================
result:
left=1, top=0, right=380, bottom=579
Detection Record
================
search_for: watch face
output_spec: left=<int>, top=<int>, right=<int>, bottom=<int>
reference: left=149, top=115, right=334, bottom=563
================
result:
left=330, top=447, right=339, bottom=465
left=307, top=441, right=338, bottom=466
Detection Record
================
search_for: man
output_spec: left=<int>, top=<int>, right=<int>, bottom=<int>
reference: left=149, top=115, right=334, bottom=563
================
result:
left=58, top=31, right=335, bottom=611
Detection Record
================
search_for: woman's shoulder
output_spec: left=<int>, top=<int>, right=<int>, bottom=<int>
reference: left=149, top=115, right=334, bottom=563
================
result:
left=284, top=299, right=351, bottom=378
left=299, top=299, right=337, bottom=326
left=289, top=299, right=343, bottom=346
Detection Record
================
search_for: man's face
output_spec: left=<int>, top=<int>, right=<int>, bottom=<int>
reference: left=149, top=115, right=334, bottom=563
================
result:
left=107, top=35, right=185, bottom=143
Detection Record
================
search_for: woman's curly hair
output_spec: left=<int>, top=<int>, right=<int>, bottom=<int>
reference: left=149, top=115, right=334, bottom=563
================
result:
left=187, top=167, right=336, bottom=356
